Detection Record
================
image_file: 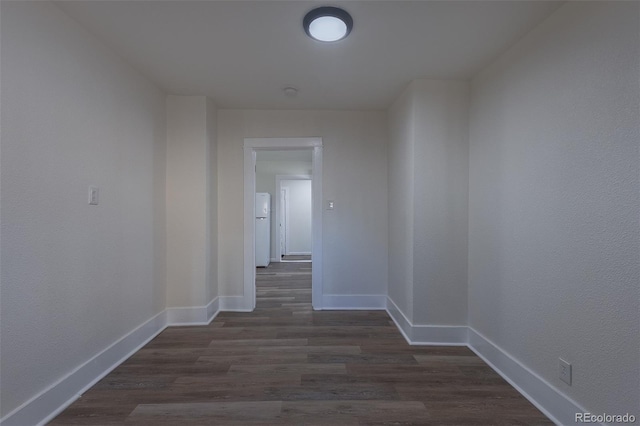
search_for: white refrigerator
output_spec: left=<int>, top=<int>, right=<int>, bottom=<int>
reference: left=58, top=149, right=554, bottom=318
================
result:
left=255, top=193, right=271, bottom=267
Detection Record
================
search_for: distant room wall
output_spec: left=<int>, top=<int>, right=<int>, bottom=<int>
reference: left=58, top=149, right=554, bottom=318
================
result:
left=282, top=179, right=312, bottom=255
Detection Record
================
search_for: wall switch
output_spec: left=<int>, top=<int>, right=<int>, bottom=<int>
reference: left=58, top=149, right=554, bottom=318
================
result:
left=326, top=200, right=334, bottom=210
left=89, top=186, right=99, bottom=205
left=559, top=358, right=572, bottom=385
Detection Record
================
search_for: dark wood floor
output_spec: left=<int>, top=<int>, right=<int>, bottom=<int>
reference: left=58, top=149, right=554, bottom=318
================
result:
left=51, top=262, right=552, bottom=425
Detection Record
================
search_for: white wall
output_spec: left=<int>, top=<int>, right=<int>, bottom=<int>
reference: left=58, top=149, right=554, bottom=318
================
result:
left=256, top=158, right=312, bottom=259
left=387, top=87, right=415, bottom=321
left=412, top=80, right=469, bottom=325
left=207, top=98, right=219, bottom=304
left=282, top=179, right=312, bottom=255
left=166, top=96, right=217, bottom=308
left=387, top=80, right=469, bottom=327
left=218, top=110, right=388, bottom=300
left=468, top=1, right=639, bottom=417
left=0, top=1, right=166, bottom=418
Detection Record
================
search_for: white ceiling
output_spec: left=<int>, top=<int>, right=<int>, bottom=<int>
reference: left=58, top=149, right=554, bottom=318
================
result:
left=56, top=1, right=562, bottom=110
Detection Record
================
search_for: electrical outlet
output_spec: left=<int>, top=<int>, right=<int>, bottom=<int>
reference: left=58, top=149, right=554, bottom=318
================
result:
left=559, top=358, right=572, bottom=385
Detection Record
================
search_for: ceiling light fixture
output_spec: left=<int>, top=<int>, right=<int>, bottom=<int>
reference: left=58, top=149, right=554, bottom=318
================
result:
left=303, top=6, right=353, bottom=42
left=283, top=86, right=299, bottom=97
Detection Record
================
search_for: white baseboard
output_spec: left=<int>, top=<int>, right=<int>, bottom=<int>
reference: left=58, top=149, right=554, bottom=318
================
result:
left=385, top=297, right=467, bottom=345
left=321, top=294, right=387, bottom=310
left=385, top=296, right=413, bottom=343
left=206, top=297, right=219, bottom=321
left=412, top=325, right=467, bottom=345
left=270, top=257, right=279, bottom=262
left=166, top=297, right=220, bottom=326
left=286, top=251, right=311, bottom=255
left=468, top=328, right=585, bottom=426
left=219, top=295, right=252, bottom=311
left=0, top=310, right=168, bottom=426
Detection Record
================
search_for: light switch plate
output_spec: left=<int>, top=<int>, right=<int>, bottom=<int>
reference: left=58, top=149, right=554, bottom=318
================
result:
left=89, top=186, right=99, bottom=205
left=326, top=200, right=334, bottom=210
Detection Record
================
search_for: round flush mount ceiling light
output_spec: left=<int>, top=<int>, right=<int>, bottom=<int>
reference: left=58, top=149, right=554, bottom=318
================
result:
left=303, top=6, right=353, bottom=42
left=283, top=86, right=299, bottom=97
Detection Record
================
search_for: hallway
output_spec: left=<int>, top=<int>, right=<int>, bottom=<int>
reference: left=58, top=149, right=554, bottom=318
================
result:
left=50, top=262, right=551, bottom=425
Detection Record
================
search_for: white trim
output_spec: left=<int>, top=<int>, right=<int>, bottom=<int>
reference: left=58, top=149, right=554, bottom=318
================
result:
left=412, top=325, right=468, bottom=345
left=244, top=137, right=322, bottom=149
left=166, top=297, right=220, bottom=326
left=311, top=146, right=323, bottom=310
left=385, top=297, right=467, bottom=346
left=219, top=295, right=253, bottom=312
left=1, top=311, right=168, bottom=426
left=468, top=328, right=585, bottom=426
left=386, top=296, right=413, bottom=344
left=321, top=294, right=387, bottom=310
left=243, top=138, right=323, bottom=311
left=286, top=251, right=312, bottom=256
left=206, top=297, right=219, bottom=322
left=270, top=257, right=279, bottom=262
left=243, top=146, right=257, bottom=311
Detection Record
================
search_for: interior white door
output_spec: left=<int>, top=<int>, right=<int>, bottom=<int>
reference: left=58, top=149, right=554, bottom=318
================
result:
left=280, top=180, right=311, bottom=255
left=255, top=216, right=270, bottom=267
left=280, top=188, right=288, bottom=257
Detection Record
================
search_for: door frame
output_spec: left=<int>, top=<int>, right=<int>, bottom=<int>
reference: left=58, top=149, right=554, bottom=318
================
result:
left=276, top=175, right=311, bottom=260
left=243, top=137, right=323, bottom=310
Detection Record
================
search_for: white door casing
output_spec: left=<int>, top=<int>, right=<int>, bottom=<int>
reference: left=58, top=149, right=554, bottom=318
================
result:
left=243, top=138, right=323, bottom=311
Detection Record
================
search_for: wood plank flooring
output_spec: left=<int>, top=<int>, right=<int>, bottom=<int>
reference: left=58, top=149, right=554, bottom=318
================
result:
left=50, top=262, right=552, bottom=425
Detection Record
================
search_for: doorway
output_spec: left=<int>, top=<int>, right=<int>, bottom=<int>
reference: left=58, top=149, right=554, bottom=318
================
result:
left=276, top=176, right=312, bottom=263
left=280, top=186, right=288, bottom=258
left=243, top=138, right=323, bottom=311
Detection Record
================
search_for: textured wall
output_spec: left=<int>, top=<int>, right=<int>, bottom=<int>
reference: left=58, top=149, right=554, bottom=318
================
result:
left=387, top=87, right=416, bottom=321
left=387, top=80, right=469, bottom=326
left=0, top=1, right=166, bottom=417
left=217, top=109, right=388, bottom=297
left=166, top=96, right=214, bottom=307
left=207, top=98, right=219, bottom=303
left=468, top=1, right=639, bottom=415
left=411, top=80, right=469, bottom=325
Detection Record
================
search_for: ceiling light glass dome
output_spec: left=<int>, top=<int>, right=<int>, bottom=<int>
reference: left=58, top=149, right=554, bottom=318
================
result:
left=303, top=7, right=353, bottom=42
